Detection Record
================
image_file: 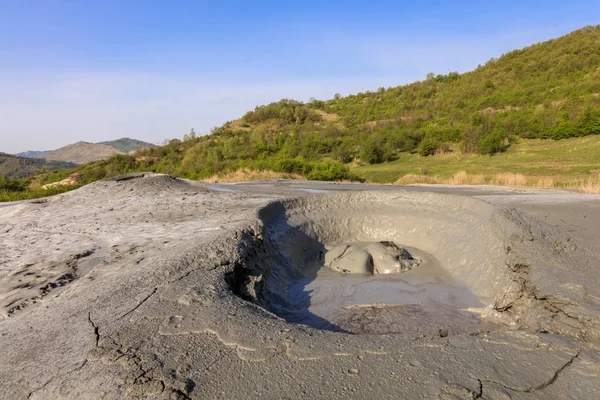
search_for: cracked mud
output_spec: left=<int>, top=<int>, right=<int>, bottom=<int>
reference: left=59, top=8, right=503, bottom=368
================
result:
left=1, top=174, right=600, bottom=399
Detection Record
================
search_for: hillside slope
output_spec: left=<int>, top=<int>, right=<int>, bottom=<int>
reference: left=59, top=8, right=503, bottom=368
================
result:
left=0, top=153, right=76, bottom=179
left=36, top=141, right=123, bottom=164
left=99, top=137, right=154, bottom=152
left=129, top=25, right=599, bottom=180
left=16, top=150, right=49, bottom=158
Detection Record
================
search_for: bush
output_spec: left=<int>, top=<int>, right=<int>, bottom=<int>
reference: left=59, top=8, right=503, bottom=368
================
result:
left=306, top=161, right=351, bottom=181
left=417, top=136, right=439, bottom=156
left=475, top=131, right=506, bottom=155
left=332, top=144, right=354, bottom=163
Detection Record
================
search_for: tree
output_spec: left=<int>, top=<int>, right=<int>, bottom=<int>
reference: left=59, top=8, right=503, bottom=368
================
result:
left=360, top=136, right=383, bottom=164
left=183, top=128, right=197, bottom=142
left=577, top=107, right=600, bottom=136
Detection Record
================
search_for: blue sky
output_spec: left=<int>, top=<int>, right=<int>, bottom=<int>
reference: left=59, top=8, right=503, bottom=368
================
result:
left=1, top=1, right=600, bottom=153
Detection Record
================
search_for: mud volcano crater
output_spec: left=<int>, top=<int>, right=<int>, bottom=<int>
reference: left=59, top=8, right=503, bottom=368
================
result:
left=226, top=191, right=579, bottom=338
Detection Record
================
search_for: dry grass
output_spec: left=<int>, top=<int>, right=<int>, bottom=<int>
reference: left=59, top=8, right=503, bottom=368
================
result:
left=314, top=109, right=339, bottom=121
left=534, top=177, right=556, bottom=189
left=394, top=174, right=443, bottom=185
left=566, top=178, right=600, bottom=194
left=41, top=173, right=83, bottom=190
left=393, top=170, right=600, bottom=193
left=449, top=170, right=485, bottom=185
left=202, top=169, right=305, bottom=183
left=492, top=173, right=527, bottom=186
left=395, top=171, right=486, bottom=186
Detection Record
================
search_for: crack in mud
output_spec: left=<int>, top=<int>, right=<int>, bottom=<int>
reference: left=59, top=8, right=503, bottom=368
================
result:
left=494, top=259, right=593, bottom=344
left=88, top=332, right=196, bottom=398
left=474, top=378, right=483, bottom=398
left=4, top=249, right=98, bottom=318
left=118, top=287, right=158, bottom=320
left=88, top=312, right=100, bottom=347
left=27, top=378, right=53, bottom=399
left=480, top=351, right=581, bottom=394
left=27, top=359, right=88, bottom=399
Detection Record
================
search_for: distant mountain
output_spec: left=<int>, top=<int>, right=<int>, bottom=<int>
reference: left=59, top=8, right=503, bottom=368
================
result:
left=99, top=137, right=153, bottom=153
left=3, top=138, right=151, bottom=179
left=21, top=138, right=153, bottom=164
left=36, top=141, right=124, bottom=165
left=16, top=150, right=50, bottom=159
left=0, top=153, right=76, bottom=179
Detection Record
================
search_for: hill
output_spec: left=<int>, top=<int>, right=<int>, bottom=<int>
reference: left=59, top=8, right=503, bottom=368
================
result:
left=15, top=138, right=152, bottom=163
left=0, top=153, right=76, bottom=179
left=16, top=150, right=49, bottom=158
left=35, top=141, right=124, bottom=165
left=99, top=137, right=154, bottom=153
left=99, top=24, right=598, bottom=182
left=3, top=25, right=600, bottom=201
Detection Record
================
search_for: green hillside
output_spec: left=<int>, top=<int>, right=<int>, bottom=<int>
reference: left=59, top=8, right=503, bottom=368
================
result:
left=3, top=25, right=600, bottom=201
left=117, top=24, right=600, bottom=179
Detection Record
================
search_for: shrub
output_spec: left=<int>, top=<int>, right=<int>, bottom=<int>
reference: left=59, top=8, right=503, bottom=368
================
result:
left=475, top=131, right=506, bottom=155
left=417, top=136, right=439, bottom=156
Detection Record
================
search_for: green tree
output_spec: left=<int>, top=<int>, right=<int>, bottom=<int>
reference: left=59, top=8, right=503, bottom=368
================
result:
left=577, top=107, right=600, bottom=136
left=360, top=136, right=383, bottom=164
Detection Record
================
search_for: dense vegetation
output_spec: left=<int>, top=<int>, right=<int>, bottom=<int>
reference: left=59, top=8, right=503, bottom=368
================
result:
left=3, top=25, right=600, bottom=201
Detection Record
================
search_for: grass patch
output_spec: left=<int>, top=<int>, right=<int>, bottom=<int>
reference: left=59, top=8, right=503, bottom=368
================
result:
left=353, top=136, right=600, bottom=193
left=0, top=185, right=82, bottom=202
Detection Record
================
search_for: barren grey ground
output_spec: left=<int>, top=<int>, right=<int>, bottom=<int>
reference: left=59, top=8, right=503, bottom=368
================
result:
left=1, top=174, right=600, bottom=399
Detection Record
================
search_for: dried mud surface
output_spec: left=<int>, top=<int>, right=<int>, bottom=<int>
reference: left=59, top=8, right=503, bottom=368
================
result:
left=1, top=174, right=600, bottom=399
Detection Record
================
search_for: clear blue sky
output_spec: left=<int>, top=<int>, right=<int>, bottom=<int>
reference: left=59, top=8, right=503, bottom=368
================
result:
left=1, top=1, right=599, bottom=153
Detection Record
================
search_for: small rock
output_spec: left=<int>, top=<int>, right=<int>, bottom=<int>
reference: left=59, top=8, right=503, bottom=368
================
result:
left=348, top=368, right=359, bottom=375
left=439, top=329, right=449, bottom=338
